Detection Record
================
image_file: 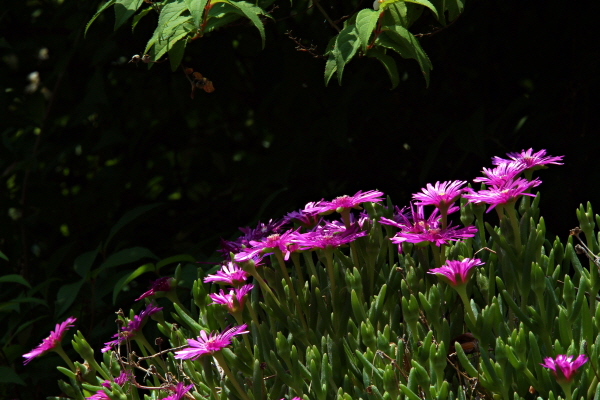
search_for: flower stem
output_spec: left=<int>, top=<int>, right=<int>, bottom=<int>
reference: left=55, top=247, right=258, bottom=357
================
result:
left=504, top=203, right=522, bottom=250
left=53, top=344, right=75, bottom=371
left=213, top=351, right=251, bottom=400
left=455, top=285, right=477, bottom=329
left=274, top=250, right=308, bottom=332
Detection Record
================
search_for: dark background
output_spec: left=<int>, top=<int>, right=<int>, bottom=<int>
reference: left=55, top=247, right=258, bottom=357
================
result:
left=1, top=0, right=599, bottom=398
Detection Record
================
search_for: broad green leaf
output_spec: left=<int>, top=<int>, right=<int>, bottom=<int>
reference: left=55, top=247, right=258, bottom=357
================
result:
left=356, top=9, right=382, bottom=52
left=132, top=7, right=153, bottom=32
left=324, top=55, right=337, bottom=86
left=156, top=254, right=196, bottom=270
left=377, top=29, right=431, bottom=86
left=114, top=0, right=144, bottom=31
left=204, top=6, right=242, bottom=33
left=169, top=35, right=187, bottom=71
left=92, top=247, right=158, bottom=278
left=446, top=0, right=464, bottom=21
left=334, top=24, right=361, bottom=85
left=367, top=48, right=399, bottom=89
left=228, top=1, right=271, bottom=49
left=184, top=0, right=209, bottom=27
left=86, top=0, right=117, bottom=36
left=55, top=278, right=85, bottom=317
left=73, top=245, right=100, bottom=278
left=0, top=250, right=8, bottom=261
left=403, top=0, right=438, bottom=19
left=0, top=366, right=25, bottom=385
left=145, top=0, right=188, bottom=53
left=150, top=16, right=194, bottom=64
left=0, top=274, right=31, bottom=288
left=112, top=263, right=156, bottom=304
left=105, top=203, right=162, bottom=250
left=382, top=2, right=408, bottom=26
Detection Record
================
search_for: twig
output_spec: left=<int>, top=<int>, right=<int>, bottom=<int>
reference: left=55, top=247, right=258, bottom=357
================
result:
left=284, top=30, right=325, bottom=59
left=413, top=13, right=461, bottom=38
left=312, top=0, right=340, bottom=32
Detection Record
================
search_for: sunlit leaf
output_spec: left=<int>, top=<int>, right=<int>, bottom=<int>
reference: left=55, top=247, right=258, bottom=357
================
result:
left=368, top=47, right=399, bottom=89
left=228, top=0, right=271, bottom=49
left=356, top=9, right=382, bottom=52
left=377, top=28, right=431, bottom=86
left=85, top=0, right=116, bottom=37
left=132, top=7, right=153, bottom=32
left=145, top=0, right=188, bottom=53
left=169, top=39, right=187, bottom=71
left=334, top=24, right=361, bottom=85
left=151, top=16, right=195, bottom=64
left=114, top=0, right=144, bottom=31
left=324, top=55, right=337, bottom=86
left=184, top=0, right=209, bottom=27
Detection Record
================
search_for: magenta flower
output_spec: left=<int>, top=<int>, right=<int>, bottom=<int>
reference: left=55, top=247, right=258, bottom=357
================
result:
left=87, top=391, right=110, bottom=400
left=293, top=223, right=367, bottom=250
left=463, top=177, right=541, bottom=212
left=174, top=325, right=249, bottom=360
left=283, top=201, right=324, bottom=228
left=541, top=354, right=588, bottom=383
left=101, top=370, right=132, bottom=388
left=209, top=284, right=254, bottom=312
left=473, top=162, right=524, bottom=187
left=135, top=277, right=173, bottom=301
left=23, top=316, right=77, bottom=365
left=412, top=181, right=467, bottom=209
left=235, top=229, right=300, bottom=262
left=428, top=258, right=484, bottom=286
left=164, top=382, right=194, bottom=400
left=219, top=219, right=285, bottom=257
left=101, top=303, right=162, bottom=353
left=204, top=262, right=249, bottom=287
left=305, top=190, right=384, bottom=215
left=492, top=148, right=564, bottom=169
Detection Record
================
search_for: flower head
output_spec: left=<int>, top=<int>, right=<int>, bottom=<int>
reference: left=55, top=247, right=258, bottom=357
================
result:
left=23, top=316, right=77, bottom=365
left=541, top=354, right=588, bottom=383
left=463, top=177, right=541, bottom=212
left=305, top=190, right=384, bottom=215
left=164, top=382, right=194, bottom=400
left=293, top=223, right=367, bottom=250
left=473, top=162, right=525, bottom=188
left=209, top=284, right=254, bottom=313
left=428, top=258, right=484, bottom=286
left=87, top=391, right=110, bottom=400
left=235, top=229, right=300, bottom=262
left=492, top=148, right=563, bottom=169
left=136, top=277, right=173, bottom=301
left=174, top=325, right=249, bottom=360
left=412, top=181, right=467, bottom=209
left=204, top=262, right=249, bottom=287
left=101, top=303, right=162, bottom=353
left=283, top=201, right=323, bottom=228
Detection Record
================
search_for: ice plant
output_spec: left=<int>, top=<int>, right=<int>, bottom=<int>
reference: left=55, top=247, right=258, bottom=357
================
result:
left=23, top=316, right=77, bottom=367
left=135, top=277, right=173, bottom=301
left=492, top=148, right=564, bottom=169
left=163, top=382, right=194, bottom=400
left=209, top=284, right=253, bottom=313
left=428, top=258, right=484, bottom=326
left=463, top=177, right=541, bottom=213
left=413, top=180, right=466, bottom=227
left=204, top=262, right=249, bottom=287
left=306, top=190, right=384, bottom=227
left=293, top=223, right=367, bottom=251
left=234, top=228, right=300, bottom=262
left=283, top=200, right=323, bottom=228
left=102, top=303, right=162, bottom=353
left=174, top=324, right=249, bottom=360
left=541, top=355, right=588, bottom=400
left=473, top=162, right=524, bottom=187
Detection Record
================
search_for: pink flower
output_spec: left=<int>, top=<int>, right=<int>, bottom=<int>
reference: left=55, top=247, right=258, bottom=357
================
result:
left=293, top=223, right=367, bottom=250
left=492, top=148, right=563, bottom=169
left=135, top=277, right=173, bottom=301
left=204, top=262, right=249, bottom=287
left=101, top=303, right=162, bottom=353
left=209, top=284, right=254, bottom=312
left=427, top=258, right=484, bottom=286
left=174, top=325, right=249, bottom=360
left=541, top=354, right=588, bottom=383
left=164, top=382, right=194, bottom=400
left=463, top=177, right=541, bottom=212
left=283, top=201, right=323, bottom=228
left=219, top=219, right=285, bottom=257
left=101, top=370, right=132, bottom=388
left=473, top=162, right=524, bottom=187
left=412, top=181, right=466, bottom=209
left=235, top=229, right=300, bottom=262
left=23, top=316, right=77, bottom=365
left=87, top=391, right=110, bottom=400
left=305, top=190, right=384, bottom=215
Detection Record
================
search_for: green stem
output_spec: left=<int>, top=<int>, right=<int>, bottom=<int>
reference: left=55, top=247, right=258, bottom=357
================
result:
left=53, top=344, right=75, bottom=371
left=274, top=250, right=307, bottom=332
left=231, top=311, right=251, bottom=350
left=558, top=381, right=573, bottom=400
left=430, top=244, right=442, bottom=269
left=455, top=285, right=477, bottom=329
left=213, top=351, right=251, bottom=400
left=504, top=203, right=522, bottom=250
left=290, top=252, right=306, bottom=290
left=135, top=334, right=167, bottom=372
